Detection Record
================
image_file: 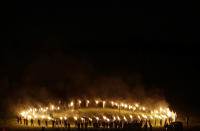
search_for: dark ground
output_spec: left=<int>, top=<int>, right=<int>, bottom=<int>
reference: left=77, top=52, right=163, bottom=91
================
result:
left=1, top=127, right=200, bottom=131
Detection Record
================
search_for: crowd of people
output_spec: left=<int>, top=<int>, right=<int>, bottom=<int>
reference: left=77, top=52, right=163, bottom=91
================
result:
left=17, top=115, right=172, bottom=130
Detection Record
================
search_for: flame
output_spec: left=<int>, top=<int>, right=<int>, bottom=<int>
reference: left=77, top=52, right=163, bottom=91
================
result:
left=28, top=115, right=32, bottom=119
left=41, top=115, right=45, bottom=119
left=138, top=115, right=141, bottom=120
left=113, top=116, right=116, bottom=120
left=51, top=105, right=54, bottom=110
left=129, top=115, right=133, bottom=119
left=48, top=116, right=51, bottom=120
left=117, top=116, right=120, bottom=121
left=95, top=100, right=99, bottom=105
left=123, top=116, right=127, bottom=121
left=89, top=118, right=92, bottom=121
left=70, top=101, right=74, bottom=107
left=74, top=116, right=78, bottom=121
left=96, top=117, right=99, bottom=121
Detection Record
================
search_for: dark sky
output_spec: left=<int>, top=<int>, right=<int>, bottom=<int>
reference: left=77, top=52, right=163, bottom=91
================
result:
left=1, top=1, right=200, bottom=117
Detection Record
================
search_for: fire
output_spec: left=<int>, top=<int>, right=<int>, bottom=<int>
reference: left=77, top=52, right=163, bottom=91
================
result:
left=70, top=101, right=74, bottom=107
left=21, top=111, right=25, bottom=117
left=95, top=100, right=99, bottom=105
left=96, top=117, right=99, bottom=121
left=51, top=105, right=54, bottom=110
left=129, top=115, right=133, bottom=119
left=117, top=116, right=120, bottom=121
left=142, top=114, right=147, bottom=119
left=28, top=115, right=32, bottom=119
left=17, top=98, right=177, bottom=128
left=81, top=117, right=84, bottom=121
left=41, top=115, right=45, bottom=119
left=89, top=118, right=92, bottom=121
left=113, top=116, right=116, bottom=121
left=48, top=116, right=51, bottom=120
left=103, top=101, right=106, bottom=108
left=138, top=115, right=141, bottom=120
left=74, top=116, right=78, bottom=121
left=123, top=116, right=127, bottom=121
left=124, top=104, right=128, bottom=108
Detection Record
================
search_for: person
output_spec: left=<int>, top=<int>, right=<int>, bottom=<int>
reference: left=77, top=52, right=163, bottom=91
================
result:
left=19, top=116, right=22, bottom=124
left=160, top=119, right=162, bottom=127
left=89, top=120, right=92, bottom=126
left=165, top=123, right=168, bottom=130
left=105, top=122, right=108, bottom=128
left=23, top=118, right=26, bottom=126
left=68, top=122, right=71, bottom=129
left=114, top=121, right=117, bottom=128
left=59, top=119, right=62, bottom=126
left=102, top=121, right=105, bottom=128
left=52, top=119, right=55, bottom=128
left=109, top=121, right=113, bottom=128
left=81, top=122, right=84, bottom=128
left=45, top=119, right=48, bottom=127
left=85, top=121, right=88, bottom=129
left=77, top=122, right=80, bottom=129
left=38, top=119, right=41, bottom=126
left=164, top=119, right=167, bottom=128
left=42, top=126, right=45, bottom=131
left=56, top=120, right=59, bottom=126
left=31, top=118, right=34, bottom=126
left=119, top=121, right=122, bottom=128
left=17, top=116, right=20, bottom=124
left=154, top=119, right=156, bottom=127
left=143, top=121, right=147, bottom=131
left=98, top=121, right=101, bottom=128
left=139, top=120, right=143, bottom=128
left=149, top=122, right=152, bottom=131
left=64, top=120, right=67, bottom=128
left=26, top=119, right=28, bottom=126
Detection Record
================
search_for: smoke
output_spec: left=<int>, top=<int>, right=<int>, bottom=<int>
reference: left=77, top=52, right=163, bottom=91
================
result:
left=0, top=49, right=168, bottom=113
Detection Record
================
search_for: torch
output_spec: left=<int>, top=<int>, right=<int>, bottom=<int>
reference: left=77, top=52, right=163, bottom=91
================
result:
left=86, top=100, right=89, bottom=107
left=51, top=105, right=54, bottom=111
left=111, top=101, right=114, bottom=107
left=95, top=100, right=99, bottom=107
left=96, top=117, right=99, bottom=122
left=78, top=100, right=81, bottom=107
left=103, top=101, right=106, bottom=108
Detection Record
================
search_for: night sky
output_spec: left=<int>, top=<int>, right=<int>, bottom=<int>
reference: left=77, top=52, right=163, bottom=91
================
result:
left=1, top=1, right=200, bottom=118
